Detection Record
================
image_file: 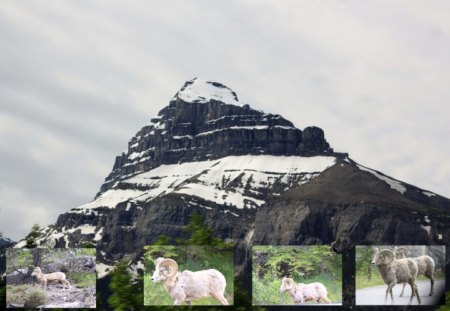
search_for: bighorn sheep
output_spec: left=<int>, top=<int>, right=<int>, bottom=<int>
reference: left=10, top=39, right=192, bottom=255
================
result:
left=31, top=266, right=70, bottom=291
left=279, top=277, right=331, bottom=304
left=371, top=248, right=421, bottom=304
left=151, top=257, right=228, bottom=305
left=394, top=246, right=435, bottom=296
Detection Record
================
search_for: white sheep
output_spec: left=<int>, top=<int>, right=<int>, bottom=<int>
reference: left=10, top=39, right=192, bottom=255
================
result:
left=279, top=277, right=331, bottom=304
left=394, top=246, right=435, bottom=296
left=151, top=257, right=229, bottom=305
left=31, top=266, right=70, bottom=291
left=371, top=248, right=421, bottom=304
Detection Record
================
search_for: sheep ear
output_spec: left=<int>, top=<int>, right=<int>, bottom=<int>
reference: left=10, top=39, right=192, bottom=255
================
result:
left=372, top=247, right=379, bottom=254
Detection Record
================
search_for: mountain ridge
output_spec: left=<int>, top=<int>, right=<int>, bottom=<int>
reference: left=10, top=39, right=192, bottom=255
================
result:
left=12, top=79, right=449, bottom=283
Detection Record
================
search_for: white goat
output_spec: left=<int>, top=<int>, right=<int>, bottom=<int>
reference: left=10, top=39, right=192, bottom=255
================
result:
left=31, top=266, right=70, bottom=291
left=279, top=277, right=331, bottom=304
left=394, top=246, right=435, bottom=296
left=371, top=248, right=421, bottom=305
left=151, top=257, right=228, bottom=305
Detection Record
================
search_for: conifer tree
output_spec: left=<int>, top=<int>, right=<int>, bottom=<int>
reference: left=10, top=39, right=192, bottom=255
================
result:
left=25, top=224, right=41, bottom=249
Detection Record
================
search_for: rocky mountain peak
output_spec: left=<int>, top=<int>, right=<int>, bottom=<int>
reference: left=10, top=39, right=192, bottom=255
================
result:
left=99, top=79, right=334, bottom=193
left=172, top=78, right=241, bottom=106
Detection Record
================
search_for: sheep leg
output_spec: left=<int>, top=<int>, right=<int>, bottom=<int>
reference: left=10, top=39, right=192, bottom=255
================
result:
left=212, top=292, right=229, bottom=305
left=407, top=281, right=421, bottom=305
left=385, top=283, right=395, bottom=304
left=415, top=284, right=421, bottom=305
left=399, top=283, right=406, bottom=297
left=320, top=296, right=332, bottom=304
left=426, top=272, right=434, bottom=296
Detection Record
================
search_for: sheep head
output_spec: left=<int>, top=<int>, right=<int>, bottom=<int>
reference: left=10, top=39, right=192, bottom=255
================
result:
left=280, top=277, right=295, bottom=292
left=31, top=266, right=42, bottom=277
left=151, top=258, right=178, bottom=282
left=394, top=246, right=409, bottom=259
left=372, top=248, right=394, bottom=266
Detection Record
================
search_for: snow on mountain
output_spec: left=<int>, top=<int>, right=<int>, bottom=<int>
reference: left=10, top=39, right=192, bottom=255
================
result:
left=357, top=164, right=407, bottom=194
left=75, top=155, right=337, bottom=213
left=173, top=78, right=242, bottom=106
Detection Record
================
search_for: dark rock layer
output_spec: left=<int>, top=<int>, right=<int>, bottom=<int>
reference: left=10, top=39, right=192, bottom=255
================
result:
left=100, top=91, right=334, bottom=193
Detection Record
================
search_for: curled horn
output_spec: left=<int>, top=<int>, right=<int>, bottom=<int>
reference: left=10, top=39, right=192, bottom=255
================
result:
left=159, top=258, right=178, bottom=277
left=379, top=249, right=394, bottom=264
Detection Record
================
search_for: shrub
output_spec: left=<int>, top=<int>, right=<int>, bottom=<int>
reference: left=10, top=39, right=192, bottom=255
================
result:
left=23, top=287, right=46, bottom=308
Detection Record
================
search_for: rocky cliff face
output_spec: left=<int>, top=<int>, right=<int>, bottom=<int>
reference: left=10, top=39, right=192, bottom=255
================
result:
left=253, top=158, right=450, bottom=248
left=16, top=78, right=450, bottom=284
left=100, top=78, right=333, bottom=193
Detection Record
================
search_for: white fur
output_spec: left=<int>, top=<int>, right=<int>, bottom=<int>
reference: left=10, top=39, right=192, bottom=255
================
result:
left=279, top=277, right=331, bottom=304
left=371, top=248, right=421, bottom=305
left=151, top=257, right=228, bottom=305
left=394, top=246, right=435, bottom=296
left=31, top=266, right=70, bottom=291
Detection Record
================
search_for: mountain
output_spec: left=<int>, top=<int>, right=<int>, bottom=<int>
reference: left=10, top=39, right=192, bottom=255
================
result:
left=15, top=78, right=450, bottom=279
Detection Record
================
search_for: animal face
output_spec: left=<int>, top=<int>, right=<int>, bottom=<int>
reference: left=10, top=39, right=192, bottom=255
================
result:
left=280, top=277, right=294, bottom=292
left=371, top=248, right=393, bottom=265
left=31, top=267, right=42, bottom=276
left=151, top=265, right=171, bottom=283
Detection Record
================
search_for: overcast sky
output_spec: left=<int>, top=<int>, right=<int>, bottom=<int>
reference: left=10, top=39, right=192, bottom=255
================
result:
left=1, top=1, right=449, bottom=240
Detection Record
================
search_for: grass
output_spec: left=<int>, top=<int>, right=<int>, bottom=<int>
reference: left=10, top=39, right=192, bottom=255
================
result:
left=6, top=284, right=46, bottom=306
left=252, top=274, right=342, bottom=305
left=144, top=246, right=234, bottom=306
left=67, top=272, right=96, bottom=288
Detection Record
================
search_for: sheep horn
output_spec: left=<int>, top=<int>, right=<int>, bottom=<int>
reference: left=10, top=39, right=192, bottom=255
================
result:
left=379, top=249, right=394, bottom=264
left=159, top=258, right=178, bottom=277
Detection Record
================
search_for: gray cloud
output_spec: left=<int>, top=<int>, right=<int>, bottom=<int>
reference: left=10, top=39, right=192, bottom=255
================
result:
left=1, top=0, right=449, bottom=240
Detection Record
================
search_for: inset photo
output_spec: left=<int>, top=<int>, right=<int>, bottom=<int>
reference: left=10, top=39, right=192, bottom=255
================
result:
left=144, top=245, right=233, bottom=306
left=5, top=248, right=96, bottom=308
left=355, top=245, right=445, bottom=305
left=252, top=245, right=342, bottom=306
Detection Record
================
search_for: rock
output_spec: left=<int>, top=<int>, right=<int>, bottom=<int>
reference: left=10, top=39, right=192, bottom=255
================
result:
left=99, top=78, right=335, bottom=193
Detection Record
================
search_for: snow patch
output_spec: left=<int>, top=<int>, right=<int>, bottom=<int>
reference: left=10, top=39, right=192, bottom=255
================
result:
left=196, top=125, right=295, bottom=137
left=357, top=165, right=407, bottom=194
left=420, top=225, right=431, bottom=235
left=71, top=155, right=336, bottom=211
left=174, top=78, right=242, bottom=106
left=423, top=191, right=436, bottom=197
left=94, top=228, right=104, bottom=241
left=14, top=240, right=26, bottom=248
left=97, top=263, right=114, bottom=279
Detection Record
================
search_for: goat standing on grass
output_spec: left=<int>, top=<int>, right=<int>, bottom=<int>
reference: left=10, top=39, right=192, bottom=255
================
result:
left=394, top=246, right=435, bottom=296
left=371, top=248, right=421, bottom=305
left=31, top=266, right=70, bottom=291
left=151, top=257, right=229, bottom=305
left=279, top=277, right=331, bottom=304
